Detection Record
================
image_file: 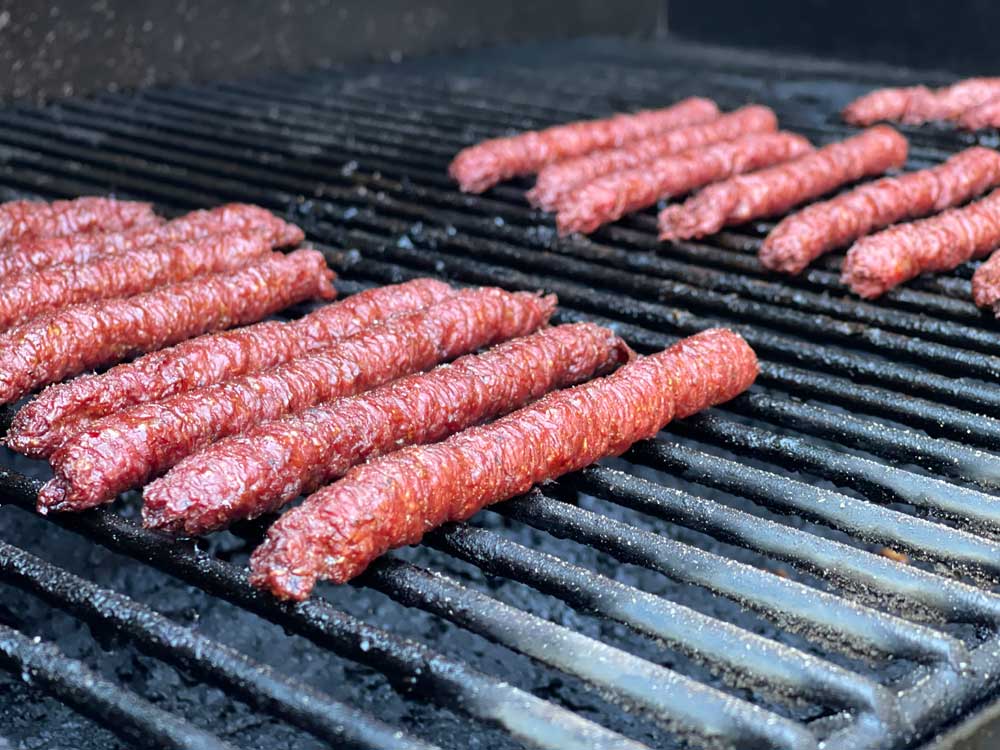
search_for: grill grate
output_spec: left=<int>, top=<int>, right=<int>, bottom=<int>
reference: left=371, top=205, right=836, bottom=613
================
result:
left=2, top=36, right=1000, bottom=750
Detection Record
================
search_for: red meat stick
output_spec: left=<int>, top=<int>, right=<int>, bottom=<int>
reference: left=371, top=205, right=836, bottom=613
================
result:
left=0, top=197, right=159, bottom=245
left=37, top=288, right=555, bottom=513
left=972, top=249, right=1000, bottom=312
left=250, top=327, right=758, bottom=600
left=760, top=147, right=1000, bottom=274
left=144, top=322, right=632, bottom=535
left=843, top=78, right=1000, bottom=126
left=958, top=98, right=1000, bottom=130
left=0, top=203, right=300, bottom=279
left=0, top=226, right=300, bottom=332
left=556, top=132, right=812, bottom=236
left=842, top=188, right=1000, bottom=298
left=0, top=249, right=335, bottom=405
left=527, top=105, right=777, bottom=210
left=8, top=278, right=453, bottom=458
left=449, top=97, right=719, bottom=193
left=658, top=126, right=908, bottom=241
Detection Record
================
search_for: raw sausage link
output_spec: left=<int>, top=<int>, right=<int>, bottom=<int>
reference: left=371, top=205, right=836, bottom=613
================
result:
left=843, top=78, right=1000, bottom=126
left=842, top=188, right=1000, bottom=298
left=0, top=227, right=294, bottom=332
left=972, top=249, right=1000, bottom=312
left=760, top=147, right=1000, bottom=274
left=658, top=126, right=907, bottom=240
left=0, top=197, right=159, bottom=244
left=556, top=132, right=812, bottom=236
left=250, top=328, right=757, bottom=599
left=527, top=105, right=777, bottom=210
left=37, top=288, right=555, bottom=513
left=8, top=278, right=452, bottom=458
left=448, top=98, right=719, bottom=193
left=0, top=249, right=335, bottom=406
left=144, top=322, right=632, bottom=535
left=0, top=204, right=300, bottom=279
left=958, top=98, right=1000, bottom=130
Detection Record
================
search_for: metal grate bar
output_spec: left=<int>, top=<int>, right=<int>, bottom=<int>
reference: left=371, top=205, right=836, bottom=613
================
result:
left=726, top=393, right=1000, bottom=489
left=672, top=413, right=1000, bottom=530
left=494, top=490, right=965, bottom=665
left=0, top=540, right=437, bottom=750
left=568, top=466, right=1000, bottom=624
left=0, top=472, right=648, bottom=750
left=362, top=559, right=819, bottom=750
left=0, top=622, right=235, bottom=750
left=59, top=96, right=449, bottom=174
left=424, top=522, right=891, bottom=715
left=754, top=362, right=1000, bottom=451
left=627, top=438, right=1000, bottom=580
left=141, top=87, right=473, bottom=152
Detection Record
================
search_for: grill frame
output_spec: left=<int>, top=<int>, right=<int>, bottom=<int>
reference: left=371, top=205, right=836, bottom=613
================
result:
left=1, top=35, right=1000, bottom=750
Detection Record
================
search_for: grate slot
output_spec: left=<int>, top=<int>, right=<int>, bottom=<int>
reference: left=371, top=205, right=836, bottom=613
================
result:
left=0, top=622, right=234, bottom=750
left=0, top=540, right=437, bottom=750
left=362, top=559, right=819, bottom=750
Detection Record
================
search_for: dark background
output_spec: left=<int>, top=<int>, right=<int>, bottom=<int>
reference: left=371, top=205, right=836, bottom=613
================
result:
left=1, top=0, right=997, bottom=102
left=0, top=0, right=666, bottom=102
left=670, top=0, right=1000, bottom=77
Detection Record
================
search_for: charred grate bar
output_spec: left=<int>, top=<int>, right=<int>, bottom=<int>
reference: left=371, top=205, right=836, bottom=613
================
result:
left=3, top=36, right=1000, bottom=750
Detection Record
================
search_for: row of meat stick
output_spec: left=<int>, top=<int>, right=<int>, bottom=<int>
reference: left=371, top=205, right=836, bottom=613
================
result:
left=0, top=196, right=759, bottom=601
left=450, top=98, right=1000, bottom=311
left=842, top=76, right=1000, bottom=130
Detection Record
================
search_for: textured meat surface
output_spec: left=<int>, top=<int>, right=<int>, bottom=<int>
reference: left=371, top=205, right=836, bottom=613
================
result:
left=958, top=98, right=1000, bottom=130
left=448, top=97, right=719, bottom=193
left=972, top=250, right=1000, bottom=311
left=527, top=105, right=777, bottom=210
left=36, top=288, right=555, bottom=512
left=144, top=323, right=632, bottom=535
left=556, top=132, right=813, bottom=236
left=0, top=197, right=159, bottom=244
left=658, top=126, right=908, bottom=240
left=760, top=147, right=1000, bottom=274
left=250, top=328, right=758, bottom=599
left=843, top=78, right=1000, bottom=125
left=842, top=188, right=1000, bottom=298
left=8, top=278, right=452, bottom=458
left=0, top=227, right=296, bottom=332
left=0, top=249, right=335, bottom=405
left=0, top=204, right=300, bottom=279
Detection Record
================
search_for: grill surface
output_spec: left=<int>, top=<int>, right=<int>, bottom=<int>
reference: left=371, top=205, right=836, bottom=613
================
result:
left=2, top=36, right=1000, bottom=750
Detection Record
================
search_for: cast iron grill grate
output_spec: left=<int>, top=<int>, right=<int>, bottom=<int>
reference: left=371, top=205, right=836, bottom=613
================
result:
left=2, top=36, right=1000, bottom=750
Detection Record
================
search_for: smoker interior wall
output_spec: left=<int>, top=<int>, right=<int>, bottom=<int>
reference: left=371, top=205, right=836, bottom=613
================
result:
left=670, top=0, right=999, bottom=76
left=0, top=0, right=665, bottom=102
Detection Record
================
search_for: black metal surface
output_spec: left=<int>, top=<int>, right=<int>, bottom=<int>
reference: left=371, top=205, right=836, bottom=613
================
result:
left=2, top=35, right=1000, bottom=750
left=0, top=622, right=235, bottom=750
left=0, top=540, right=437, bottom=750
